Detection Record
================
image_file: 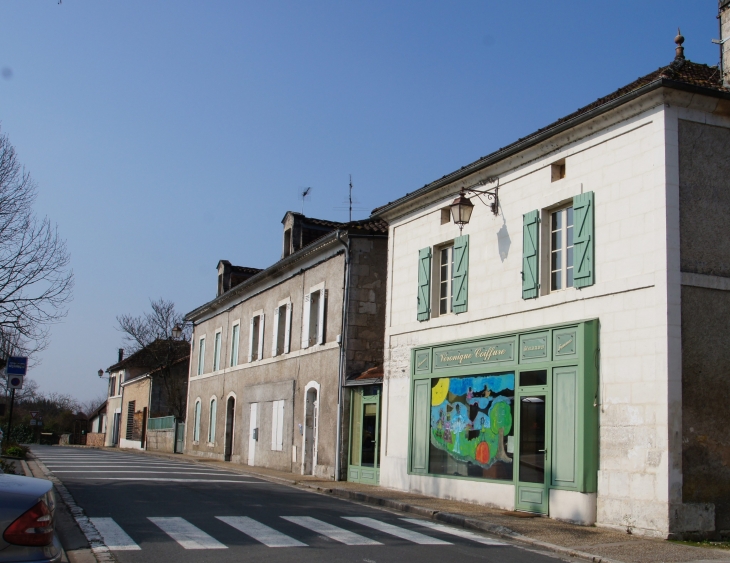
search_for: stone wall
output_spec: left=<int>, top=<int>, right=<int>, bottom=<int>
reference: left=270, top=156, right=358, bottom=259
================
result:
left=147, top=429, right=175, bottom=453
left=86, top=432, right=105, bottom=447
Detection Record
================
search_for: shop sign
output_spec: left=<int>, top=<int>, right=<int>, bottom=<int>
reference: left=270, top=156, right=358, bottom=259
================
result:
left=554, top=331, right=577, bottom=357
left=521, top=335, right=547, bottom=360
left=433, top=340, right=514, bottom=370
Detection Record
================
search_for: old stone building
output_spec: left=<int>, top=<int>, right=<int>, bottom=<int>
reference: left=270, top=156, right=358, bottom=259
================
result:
left=184, top=212, right=388, bottom=482
left=371, top=18, right=730, bottom=539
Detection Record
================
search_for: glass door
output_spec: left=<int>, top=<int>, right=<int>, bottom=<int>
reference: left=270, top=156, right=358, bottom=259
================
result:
left=514, top=390, right=550, bottom=514
left=347, top=386, right=381, bottom=484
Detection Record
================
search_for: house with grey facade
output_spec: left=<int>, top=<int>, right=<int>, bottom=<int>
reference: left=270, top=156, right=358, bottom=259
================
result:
left=184, top=212, right=388, bottom=483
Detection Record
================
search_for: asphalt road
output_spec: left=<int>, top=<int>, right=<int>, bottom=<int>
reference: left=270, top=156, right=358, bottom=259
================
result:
left=32, top=446, right=569, bottom=563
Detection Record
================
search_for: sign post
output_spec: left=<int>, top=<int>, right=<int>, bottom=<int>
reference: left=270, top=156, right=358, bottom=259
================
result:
left=4, top=357, right=27, bottom=452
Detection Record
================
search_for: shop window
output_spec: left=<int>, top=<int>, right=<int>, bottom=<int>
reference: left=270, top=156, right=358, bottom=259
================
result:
left=428, top=372, right=514, bottom=480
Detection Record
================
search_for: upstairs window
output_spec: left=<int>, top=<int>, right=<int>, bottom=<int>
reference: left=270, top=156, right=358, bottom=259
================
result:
left=248, top=312, right=265, bottom=362
left=272, top=300, right=292, bottom=357
left=438, top=244, right=454, bottom=315
left=301, top=285, right=326, bottom=348
left=416, top=235, right=469, bottom=321
left=230, top=322, right=240, bottom=367
left=109, top=376, right=117, bottom=397
left=197, top=337, right=206, bottom=375
left=550, top=206, right=574, bottom=291
left=208, top=398, right=217, bottom=443
left=213, top=330, right=222, bottom=371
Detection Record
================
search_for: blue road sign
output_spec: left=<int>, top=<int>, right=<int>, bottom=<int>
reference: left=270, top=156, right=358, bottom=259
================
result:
left=6, top=356, right=28, bottom=376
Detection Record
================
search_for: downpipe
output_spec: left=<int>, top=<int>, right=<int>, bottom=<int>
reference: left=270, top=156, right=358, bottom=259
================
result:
left=334, top=230, right=350, bottom=481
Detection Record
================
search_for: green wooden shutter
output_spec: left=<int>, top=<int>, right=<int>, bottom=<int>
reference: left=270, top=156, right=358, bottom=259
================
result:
left=573, top=191, right=595, bottom=288
left=522, top=210, right=540, bottom=299
left=417, top=248, right=431, bottom=321
left=452, top=235, right=469, bottom=313
left=410, top=379, right=430, bottom=474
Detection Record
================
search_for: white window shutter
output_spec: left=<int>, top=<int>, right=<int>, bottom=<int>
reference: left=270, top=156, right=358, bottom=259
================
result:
left=301, top=294, right=310, bottom=349
left=247, top=317, right=255, bottom=363
left=257, top=313, right=265, bottom=361
left=276, top=400, right=284, bottom=450
left=317, top=289, right=326, bottom=345
left=271, top=307, right=280, bottom=357
left=284, top=302, right=292, bottom=354
left=271, top=401, right=278, bottom=450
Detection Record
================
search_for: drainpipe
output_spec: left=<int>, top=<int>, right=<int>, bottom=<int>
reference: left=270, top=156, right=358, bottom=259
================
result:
left=334, top=230, right=350, bottom=481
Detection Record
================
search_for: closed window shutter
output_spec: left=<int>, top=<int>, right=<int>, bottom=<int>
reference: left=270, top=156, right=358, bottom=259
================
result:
left=271, top=307, right=280, bottom=357
left=417, top=248, right=431, bottom=321
left=301, top=294, right=310, bottom=349
left=276, top=400, right=284, bottom=450
left=573, top=191, right=595, bottom=288
left=284, top=302, right=292, bottom=354
left=257, top=313, right=265, bottom=360
left=271, top=401, right=279, bottom=450
left=317, top=289, right=326, bottom=345
left=522, top=210, right=540, bottom=299
left=452, top=235, right=469, bottom=313
left=410, top=380, right=430, bottom=473
left=247, top=318, right=255, bottom=362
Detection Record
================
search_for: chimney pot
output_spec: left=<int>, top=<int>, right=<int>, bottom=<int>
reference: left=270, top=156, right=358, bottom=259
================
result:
left=118, top=348, right=124, bottom=363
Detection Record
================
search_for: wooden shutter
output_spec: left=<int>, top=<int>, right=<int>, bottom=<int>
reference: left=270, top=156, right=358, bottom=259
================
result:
left=276, top=400, right=284, bottom=450
left=271, top=401, right=279, bottom=450
left=301, top=294, right=310, bottom=349
left=522, top=210, right=540, bottom=299
left=417, top=248, right=431, bottom=321
left=410, top=380, right=430, bottom=473
left=247, top=318, right=255, bottom=362
left=271, top=307, right=280, bottom=357
left=452, top=235, right=469, bottom=313
left=284, top=302, right=292, bottom=354
left=573, top=191, right=595, bottom=288
left=257, top=314, right=265, bottom=360
left=317, top=289, right=326, bottom=345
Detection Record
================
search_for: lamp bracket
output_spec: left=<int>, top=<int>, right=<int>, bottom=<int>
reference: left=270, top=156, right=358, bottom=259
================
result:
left=461, top=176, right=500, bottom=215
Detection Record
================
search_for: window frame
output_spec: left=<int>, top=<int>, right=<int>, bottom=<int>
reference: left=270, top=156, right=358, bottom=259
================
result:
left=213, top=329, right=222, bottom=372
left=272, top=298, right=292, bottom=357
left=248, top=310, right=265, bottom=362
left=208, top=396, right=217, bottom=444
left=193, top=399, right=201, bottom=443
left=542, top=201, right=575, bottom=295
left=230, top=321, right=240, bottom=367
left=433, top=242, right=455, bottom=317
left=197, top=336, right=206, bottom=375
left=302, top=282, right=326, bottom=349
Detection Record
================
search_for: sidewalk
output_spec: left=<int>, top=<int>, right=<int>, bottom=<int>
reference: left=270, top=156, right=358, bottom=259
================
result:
left=45, top=445, right=730, bottom=563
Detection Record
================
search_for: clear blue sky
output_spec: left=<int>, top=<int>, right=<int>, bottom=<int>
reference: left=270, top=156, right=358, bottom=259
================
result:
left=0, top=1, right=722, bottom=402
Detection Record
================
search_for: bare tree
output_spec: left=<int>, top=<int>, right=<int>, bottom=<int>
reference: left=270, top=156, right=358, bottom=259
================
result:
left=117, top=299, right=191, bottom=419
left=0, top=129, right=73, bottom=353
left=0, top=376, right=38, bottom=403
left=80, top=393, right=107, bottom=418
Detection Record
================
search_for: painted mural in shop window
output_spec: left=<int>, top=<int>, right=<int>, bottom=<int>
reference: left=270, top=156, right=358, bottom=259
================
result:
left=430, top=373, right=514, bottom=480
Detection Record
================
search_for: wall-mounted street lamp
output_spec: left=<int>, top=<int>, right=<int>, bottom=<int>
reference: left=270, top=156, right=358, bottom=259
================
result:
left=97, top=369, right=104, bottom=378
left=450, top=176, right=500, bottom=233
left=172, top=324, right=183, bottom=340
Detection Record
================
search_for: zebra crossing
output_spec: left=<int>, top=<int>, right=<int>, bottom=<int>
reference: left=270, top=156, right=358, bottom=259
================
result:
left=88, top=514, right=507, bottom=550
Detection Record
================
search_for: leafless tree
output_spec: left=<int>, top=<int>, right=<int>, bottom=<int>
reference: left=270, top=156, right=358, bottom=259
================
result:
left=0, top=130, right=73, bottom=354
left=117, top=299, right=191, bottom=420
left=0, top=376, right=38, bottom=403
left=80, top=393, right=107, bottom=418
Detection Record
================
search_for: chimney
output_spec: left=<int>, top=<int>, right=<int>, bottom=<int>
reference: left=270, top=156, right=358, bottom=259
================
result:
left=118, top=348, right=124, bottom=363
left=721, top=0, right=730, bottom=87
left=217, top=260, right=232, bottom=296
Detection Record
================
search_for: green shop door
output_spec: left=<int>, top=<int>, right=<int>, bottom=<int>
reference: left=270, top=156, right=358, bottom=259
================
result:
left=347, top=386, right=381, bottom=484
left=514, top=389, right=551, bottom=514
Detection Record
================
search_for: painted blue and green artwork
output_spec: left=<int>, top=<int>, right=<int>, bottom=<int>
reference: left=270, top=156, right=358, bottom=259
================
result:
left=429, top=372, right=514, bottom=480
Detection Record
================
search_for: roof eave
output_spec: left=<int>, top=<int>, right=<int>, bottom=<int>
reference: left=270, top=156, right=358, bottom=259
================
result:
left=372, top=78, right=730, bottom=219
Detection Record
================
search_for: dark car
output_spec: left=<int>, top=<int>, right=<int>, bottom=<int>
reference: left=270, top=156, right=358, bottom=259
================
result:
left=0, top=470, right=62, bottom=562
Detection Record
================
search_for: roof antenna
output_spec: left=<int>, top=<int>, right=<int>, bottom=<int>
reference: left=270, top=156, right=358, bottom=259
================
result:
left=349, top=175, right=353, bottom=222
left=300, top=187, right=312, bottom=214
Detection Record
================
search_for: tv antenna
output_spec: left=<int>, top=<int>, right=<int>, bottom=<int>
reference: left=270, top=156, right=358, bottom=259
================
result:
left=348, top=175, right=353, bottom=222
left=300, top=187, right=313, bottom=214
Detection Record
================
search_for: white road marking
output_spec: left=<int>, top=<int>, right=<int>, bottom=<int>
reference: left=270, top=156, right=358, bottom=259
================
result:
left=89, top=518, right=141, bottom=551
left=282, top=516, right=381, bottom=545
left=400, top=518, right=506, bottom=546
left=343, top=517, right=452, bottom=545
left=73, top=477, right=262, bottom=483
left=217, top=516, right=307, bottom=547
left=148, top=517, right=227, bottom=549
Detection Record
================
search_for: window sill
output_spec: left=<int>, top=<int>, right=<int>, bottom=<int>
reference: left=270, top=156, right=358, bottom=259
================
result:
left=207, top=442, right=215, bottom=447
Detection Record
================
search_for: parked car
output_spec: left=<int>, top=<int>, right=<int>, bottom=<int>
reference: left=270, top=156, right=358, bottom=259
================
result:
left=0, top=469, right=61, bottom=562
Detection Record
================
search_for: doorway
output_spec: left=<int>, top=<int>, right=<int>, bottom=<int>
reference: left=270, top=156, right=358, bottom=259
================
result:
left=514, top=387, right=551, bottom=515
left=112, top=412, right=121, bottom=446
left=224, top=396, right=235, bottom=462
left=248, top=403, right=258, bottom=466
left=347, top=385, right=381, bottom=484
left=303, top=387, right=319, bottom=475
